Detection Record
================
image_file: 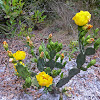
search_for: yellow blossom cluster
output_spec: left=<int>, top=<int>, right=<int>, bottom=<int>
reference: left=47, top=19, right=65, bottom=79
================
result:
left=72, top=11, right=91, bottom=26
left=36, top=71, right=53, bottom=87
left=13, top=50, right=26, bottom=60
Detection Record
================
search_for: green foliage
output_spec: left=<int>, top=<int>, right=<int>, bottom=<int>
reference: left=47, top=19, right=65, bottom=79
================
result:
left=76, top=26, right=99, bottom=70
left=51, top=69, right=61, bottom=77
left=0, top=23, right=9, bottom=35
left=50, top=50, right=56, bottom=59
left=66, top=40, right=79, bottom=61
left=93, top=28, right=99, bottom=37
left=85, top=47, right=95, bottom=55
left=87, top=59, right=96, bottom=68
left=18, top=23, right=33, bottom=37
left=31, top=10, right=46, bottom=29
left=45, top=60, right=64, bottom=70
left=16, top=63, right=30, bottom=80
left=57, top=26, right=99, bottom=88
left=56, top=68, right=80, bottom=88
left=56, top=77, right=70, bottom=88
left=26, top=35, right=66, bottom=78
left=0, top=0, right=24, bottom=36
left=37, top=58, right=45, bottom=71
left=44, top=67, right=51, bottom=75
left=39, top=45, right=43, bottom=54
left=94, top=38, right=100, bottom=49
left=76, top=53, right=86, bottom=69
left=68, top=68, right=80, bottom=78
left=35, top=36, right=66, bottom=71
left=45, top=60, right=55, bottom=70
left=24, top=77, right=32, bottom=88
left=60, top=72, right=63, bottom=79
left=31, top=77, right=39, bottom=87
left=0, top=3, right=8, bottom=35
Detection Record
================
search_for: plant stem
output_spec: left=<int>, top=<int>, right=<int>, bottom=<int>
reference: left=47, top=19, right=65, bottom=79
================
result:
left=78, top=28, right=85, bottom=54
left=78, top=30, right=82, bottom=53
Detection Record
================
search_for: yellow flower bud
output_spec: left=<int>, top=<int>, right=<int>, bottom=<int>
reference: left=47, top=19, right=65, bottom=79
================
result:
left=64, top=86, right=72, bottom=91
left=49, top=34, right=52, bottom=38
left=29, top=40, right=33, bottom=47
left=82, top=24, right=93, bottom=30
left=7, top=50, right=13, bottom=58
left=3, top=41, right=8, bottom=51
left=9, top=58, right=14, bottom=63
left=26, top=36, right=30, bottom=42
left=40, top=51, right=44, bottom=58
left=87, top=38, right=94, bottom=43
left=3, top=41, right=7, bottom=45
left=61, top=53, right=64, bottom=59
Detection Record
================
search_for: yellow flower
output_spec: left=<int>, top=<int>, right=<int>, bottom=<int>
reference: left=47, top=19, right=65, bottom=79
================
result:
left=14, top=62, right=25, bottom=74
left=36, top=71, right=53, bottom=87
left=72, top=11, right=91, bottom=26
left=13, top=50, right=26, bottom=60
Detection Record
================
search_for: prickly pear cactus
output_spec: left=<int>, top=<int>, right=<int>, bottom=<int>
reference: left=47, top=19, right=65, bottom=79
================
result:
left=56, top=27, right=100, bottom=88
left=36, top=35, right=66, bottom=72
left=76, top=27, right=99, bottom=71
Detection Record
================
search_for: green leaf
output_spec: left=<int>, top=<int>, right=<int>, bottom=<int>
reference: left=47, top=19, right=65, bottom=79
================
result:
left=55, top=62, right=64, bottom=69
left=25, top=77, right=32, bottom=88
left=95, top=28, right=99, bottom=33
left=68, top=68, right=80, bottom=78
left=78, top=26, right=82, bottom=31
left=85, top=47, right=95, bottom=55
left=44, top=67, right=51, bottom=75
left=31, top=77, right=39, bottom=87
left=31, top=72, right=37, bottom=77
left=16, top=63, right=30, bottom=79
left=37, top=58, right=45, bottom=71
left=56, top=76, right=71, bottom=88
left=80, top=67, right=87, bottom=71
left=60, top=72, right=63, bottom=79
left=76, top=53, right=86, bottom=69
left=57, top=68, right=80, bottom=88
left=45, top=60, right=55, bottom=70
left=50, top=50, right=56, bottom=59
left=94, top=38, right=100, bottom=49
left=87, top=59, right=96, bottom=68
